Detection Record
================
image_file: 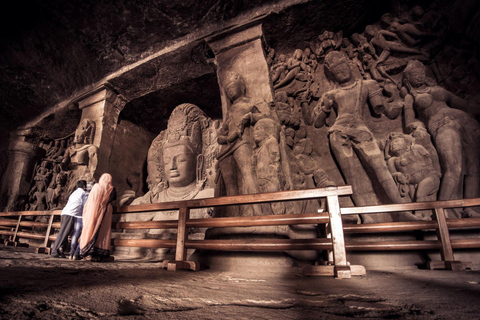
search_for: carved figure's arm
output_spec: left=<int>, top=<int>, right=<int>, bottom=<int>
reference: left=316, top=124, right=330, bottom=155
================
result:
left=313, top=92, right=335, bottom=128
left=403, top=94, right=419, bottom=131
left=366, top=80, right=386, bottom=115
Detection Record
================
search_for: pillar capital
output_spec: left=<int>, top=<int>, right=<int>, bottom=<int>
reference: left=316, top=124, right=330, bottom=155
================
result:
left=77, top=85, right=127, bottom=113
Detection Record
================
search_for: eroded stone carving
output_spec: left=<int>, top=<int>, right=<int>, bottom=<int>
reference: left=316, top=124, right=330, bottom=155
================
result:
left=122, top=103, right=216, bottom=259
left=264, top=3, right=480, bottom=224
left=313, top=52, right=409, bottom=211
left=61, top=118, right=98, bottom=197
left=216, top=72, right=271, bottom=216
left=385, top=132, right=440, bottom=218
left=402, top=60, right=480, bottom=217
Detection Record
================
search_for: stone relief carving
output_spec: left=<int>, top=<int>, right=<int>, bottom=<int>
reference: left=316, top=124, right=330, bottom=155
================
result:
left=6, top=2, right=480, bottom=230
left=19, top=118, right=98, bottom=211
left=60, top=118, right=98, bottom=199
left=267, top=4, right=480, bottom=222
left=402, top=60, right=480, bottom=217
left=385, top=132, right=440, bottom=219
left=119, top=103, right=216, bottom=259
left=216, top=72, right=272, bottom=216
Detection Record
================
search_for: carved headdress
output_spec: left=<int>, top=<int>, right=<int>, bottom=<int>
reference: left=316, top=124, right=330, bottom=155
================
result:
left=164, top=103, right=208, bottom=155
left=404, top=60, right=426, bottom=75
left=324, top=51, right=348, bottom=72
left=223, top=71, right=246, bottom=93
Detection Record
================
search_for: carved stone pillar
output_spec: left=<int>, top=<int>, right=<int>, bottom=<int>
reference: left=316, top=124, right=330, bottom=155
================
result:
left=207, top=23, right=273, bottom=117
left=1, top=128, right=44, bottom=211
left=76, top=86, right=127, bottom=180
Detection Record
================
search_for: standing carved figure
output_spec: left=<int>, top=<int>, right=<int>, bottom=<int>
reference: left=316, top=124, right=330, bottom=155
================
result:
left=403, top=60, right=480, bottom=213
left=62, top=119, right=98, bottom=196
left=313, top=51, right=412, bottom=219
left=216, top=72, right=270, bottom=216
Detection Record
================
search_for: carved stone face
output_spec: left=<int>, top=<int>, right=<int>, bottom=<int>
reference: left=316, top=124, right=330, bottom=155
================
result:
left=330, top=61, right=352, bottom=84
left=390, top=138, right=408, bottom=156
left=405, top=68, right=426, bottom=88
left=253, top=122, right=269, bottom=144
left=225, top=81, right=243, bottom=102
left=163, top=144, right=197, bottom=188
left=75, top=122, right=88, bottom=144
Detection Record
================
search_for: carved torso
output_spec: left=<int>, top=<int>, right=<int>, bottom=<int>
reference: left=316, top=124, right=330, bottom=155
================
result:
left=411, top=86, right=471, bottom=135
left=328, top=80, right=381, bottom=132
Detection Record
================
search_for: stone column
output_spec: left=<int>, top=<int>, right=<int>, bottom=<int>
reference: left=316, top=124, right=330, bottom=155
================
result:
left=76, top=86, right=127, bottom=180
left=207, top=23, right=273, bottom=118
left=1, top=128, right=44, bottom=211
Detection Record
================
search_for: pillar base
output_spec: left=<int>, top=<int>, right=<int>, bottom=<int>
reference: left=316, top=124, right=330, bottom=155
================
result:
left=302, top=264, right=366, bottom=278
left=162, top=260, right=200, bottom=271
left=427, top=260, right=472, bottom=271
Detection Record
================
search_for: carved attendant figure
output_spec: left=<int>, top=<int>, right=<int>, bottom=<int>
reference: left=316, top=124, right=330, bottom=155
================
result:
left=216, top=72, right=270, bottom=216
left=403, top=60, right=480, bottom=207
left=62, top=119, right=98, bottom=195
left=385, top=132, right=440, bottom=203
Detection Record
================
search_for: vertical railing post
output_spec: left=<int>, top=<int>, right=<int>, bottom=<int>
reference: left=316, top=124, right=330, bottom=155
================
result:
left=175, top=206, right=189, bottom=262
left=6, top=215, right=22, bottom=246
left=36, top=214, right=55, bottom=254
left=428, top=207, right=463, bottom=270
left=162, top=206, right=200, bottom=271
left=326, top=195, right=351, bottom=278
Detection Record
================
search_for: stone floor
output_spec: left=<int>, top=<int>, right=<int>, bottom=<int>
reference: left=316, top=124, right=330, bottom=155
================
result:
left=0, top=246, right=479, bottom=319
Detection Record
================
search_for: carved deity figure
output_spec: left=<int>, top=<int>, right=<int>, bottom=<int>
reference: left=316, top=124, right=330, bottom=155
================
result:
left=313, top=51, right=412, bottom=217
left=62, top=118, right=98, bottom=195
left=133, top=103, right=215, bottom=205
left=216, top=72, right=271, bottom=216
left=273, top=49, right=307, bottom=90
left=385, top=132, right=440, bottom=204
left=402, top=60, right=480, bottom=212
left=31, top=181, right=47, bottom=211
left=253, top=118, right=281, bottom=191
left=46, top=172, right=67, bottom=209
left=124, top=104, right=215, bottom=259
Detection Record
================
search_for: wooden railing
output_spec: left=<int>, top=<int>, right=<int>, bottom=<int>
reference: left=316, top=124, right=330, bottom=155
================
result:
left=0, top=210, right=62, bottom=253
left=114, top=189, right=480, bottom=276
left=1, top=186, right=480, bottom=278
left=114, top=186, right=356, bottom=278
left=340, top=198, right=480, bottom=271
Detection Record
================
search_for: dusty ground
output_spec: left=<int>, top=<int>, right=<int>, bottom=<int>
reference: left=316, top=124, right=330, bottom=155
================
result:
left=0, top=246, right=479, bottom=320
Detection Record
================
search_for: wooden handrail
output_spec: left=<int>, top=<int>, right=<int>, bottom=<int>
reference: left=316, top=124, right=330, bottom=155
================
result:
left=116, top=186, right=353, bottom=213
left=0, top=210, right=62, bottom=217
left=341, top=198, right=480, bottom=215
left=115, top=212, right=330, bottom=230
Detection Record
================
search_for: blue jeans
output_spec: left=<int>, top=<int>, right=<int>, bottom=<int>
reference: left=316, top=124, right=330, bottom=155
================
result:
left=70, top=217, right=83, bottom=257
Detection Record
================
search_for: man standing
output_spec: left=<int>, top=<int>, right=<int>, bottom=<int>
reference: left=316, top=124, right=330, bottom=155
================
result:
left=50, top=180, right=87, bottom=258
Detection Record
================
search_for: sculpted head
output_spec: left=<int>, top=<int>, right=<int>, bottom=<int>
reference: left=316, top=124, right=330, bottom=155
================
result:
left=163, top=142, right=197, bottom=188
left=388, top=133, right=413, bottom=157
left=161, top=103, right=208, bottom=189
left=324, top=51, right=352, bottom=84
left=253, top=118, right=279, bottom=144
left=293, top=49, right=303, bottom=59
left=224, top=72, right=246, bottom=102
left=404, top=60, right=427, bottom=88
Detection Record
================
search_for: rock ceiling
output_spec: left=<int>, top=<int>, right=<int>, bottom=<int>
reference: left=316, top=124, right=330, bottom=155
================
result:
left=0, top=0, right=406, bottom=138
left=2, top=0, right=478, bottom=138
